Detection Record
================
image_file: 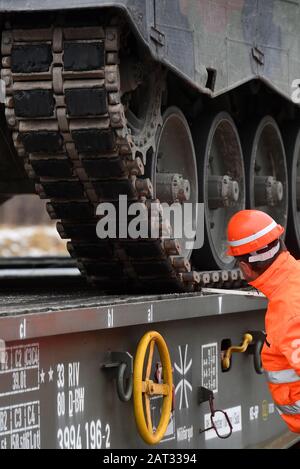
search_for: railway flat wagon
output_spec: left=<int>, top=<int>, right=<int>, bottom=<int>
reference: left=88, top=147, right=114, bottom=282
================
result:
left=0, top=287, right=299, bottom=449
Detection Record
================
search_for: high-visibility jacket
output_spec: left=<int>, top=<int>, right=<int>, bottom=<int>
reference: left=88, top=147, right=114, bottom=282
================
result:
left=250, top=251, right=300, bottom=433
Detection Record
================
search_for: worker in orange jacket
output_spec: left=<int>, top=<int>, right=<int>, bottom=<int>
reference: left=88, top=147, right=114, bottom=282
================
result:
left=227, top=210, right=300, bottom=433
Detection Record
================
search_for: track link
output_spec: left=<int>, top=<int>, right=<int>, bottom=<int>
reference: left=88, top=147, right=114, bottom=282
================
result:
left=1, top=19, right=245, bottom=293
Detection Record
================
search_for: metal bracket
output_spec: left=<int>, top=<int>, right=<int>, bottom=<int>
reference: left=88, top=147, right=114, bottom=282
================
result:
left=102, top=351, right=133, bottom=402
left=247, top=330, right=265, bottom=375
left=102, top=351, right=133, bottom=378
left=198, top=386, right=214, bottom=405
left=198, top=386, right=233, bottom=439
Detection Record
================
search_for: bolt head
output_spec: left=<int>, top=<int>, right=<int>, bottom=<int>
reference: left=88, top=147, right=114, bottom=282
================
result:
left=232, top=181, right=240, bottom=202
left=112, top=114, right=120, bottom=124
left=107, top=32, right=116, bottom=41
left=107, top=73, right=115, bottom=84
left=2, top=57, right=10, bottom=67
left=275, top=181, right=283, bottom=202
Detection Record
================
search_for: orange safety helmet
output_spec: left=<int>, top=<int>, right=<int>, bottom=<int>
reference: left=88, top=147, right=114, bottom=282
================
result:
left=227, top=210, right=285, bottom=257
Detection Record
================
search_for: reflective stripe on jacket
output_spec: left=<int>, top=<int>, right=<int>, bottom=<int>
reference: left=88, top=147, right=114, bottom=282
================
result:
left=251, top=251, right=300, bottom=433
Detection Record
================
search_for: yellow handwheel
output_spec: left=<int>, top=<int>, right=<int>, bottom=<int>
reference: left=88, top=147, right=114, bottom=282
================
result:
left=133, top=331, right=173, bottom=445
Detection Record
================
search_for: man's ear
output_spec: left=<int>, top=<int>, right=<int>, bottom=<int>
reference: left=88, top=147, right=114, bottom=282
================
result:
left=239, top=261, right=256, bottom=281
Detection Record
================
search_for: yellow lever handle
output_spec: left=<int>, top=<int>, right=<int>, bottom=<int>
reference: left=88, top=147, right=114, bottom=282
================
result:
left=222, top=333, right=253, bottom=371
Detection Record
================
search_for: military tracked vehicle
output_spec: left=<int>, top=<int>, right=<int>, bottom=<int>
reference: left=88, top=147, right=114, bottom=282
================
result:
left=1, top=1, right=300, bottom=450
left=1, top=0, right=300, bottom=292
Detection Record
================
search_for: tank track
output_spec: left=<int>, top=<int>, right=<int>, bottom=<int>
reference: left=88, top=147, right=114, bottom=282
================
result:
left=1, top=21, right=245, bottom=293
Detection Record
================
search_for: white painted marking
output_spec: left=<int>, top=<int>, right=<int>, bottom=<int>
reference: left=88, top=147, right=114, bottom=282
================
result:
left=174, top=345, right=193, bottom=410
left=0, top=343, right=40, bottom=398
left=40, top=370, right=45, bottom=384
left=201, top=343, right=218, bottom=393
left=0, top=401, right=41, bottom=441
left=204, top=405, right=242, bottom=440
left=1, top=424, right=40, bottom=437
left=19, top=319, right=27, bottom=340
left=0, top=365, right=38, bottom=375
left=107, top=308, right=114, bottom=328
left=218, top=296, right=223, bottom=315
left=0, top=340, right=6, bottom=365
left=147, top=304, right=154, bottom=323
left=0, top=386, right=40, bottom=398
left=177, top=425, right=193, bottom=443
left=48, top=367, right=54, bottom=382
left=249, top=405, right=259, bottom=421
